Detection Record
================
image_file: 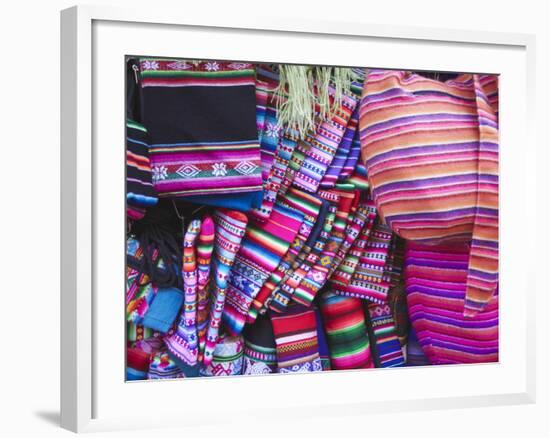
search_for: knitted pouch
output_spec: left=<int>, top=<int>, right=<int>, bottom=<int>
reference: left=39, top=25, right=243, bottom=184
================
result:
left=359, top=70, right=499, bottom=317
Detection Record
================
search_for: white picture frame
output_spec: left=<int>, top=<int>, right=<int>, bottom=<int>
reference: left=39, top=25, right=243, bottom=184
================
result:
left=60, top=4, right=537, bottom=433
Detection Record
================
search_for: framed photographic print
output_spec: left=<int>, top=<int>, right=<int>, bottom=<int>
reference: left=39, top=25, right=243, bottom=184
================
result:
left=60, top=4, right=536, bottom=433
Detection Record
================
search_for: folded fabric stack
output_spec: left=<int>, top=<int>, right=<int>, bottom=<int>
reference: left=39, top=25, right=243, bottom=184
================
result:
left=125, top=60, right=499, bottom=380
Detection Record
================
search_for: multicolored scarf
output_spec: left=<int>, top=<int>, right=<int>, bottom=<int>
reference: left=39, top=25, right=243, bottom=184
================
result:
left=247, top=188, right=322, bottom=322
left=359, top=70, right=499, bottom=316
left=203, top=210, right=248, bottom=367
left=196, top=216, right=215, bottom=361
left=223, top=204, right=304, bottom=335
left=330, top=197, right=377, bottom=287
left=292, top=204, right=338, bottom=306
left=251, top=127, right=300, bottom=222
left=292, top=88, right=358, bottom=193
left=332, top=221, right=393, bottom=304
left=268, top=200, right=334, bottom=311
left=139, top=59, right=263, bottom=211
left=165, top=219, right=202, bottom=376
left=319, top=106, right=359, bottom=188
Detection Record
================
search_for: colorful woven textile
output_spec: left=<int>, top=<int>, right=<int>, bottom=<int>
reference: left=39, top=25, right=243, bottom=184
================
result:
left=139, top=59, right=263, bottom=210
left=320, top=105, right=359, bottom=188
left=359, top=70, right=499, bottom=316
left=271, top=305, right=323, bottom=373
left=319, top=292, right=373, bottom=370
left=338, top=128, right=361, bottom=183
left=127, top=322, right=156, bottom=342
left=247, top=188, right=322, bottom=322
left=200, top=334, right=244, bottom=377
left=293, top=88, right=358, bottom=193
left=203, top=210, right=248, bottom=366
left=127, top=347, right=151, bottom=381
left=267, top=200, right=332, bottom=312
left=406, top=326, right=429, bottom=366
left=242, top=314, right=278, bottom=375
left=343, top=162, right=369, bottom=191
left=387, top=237, right=409, bottom=346
left=165, top=219, right=202, bottom=376
left=130, top=336, right=164, bottom=355
left=321, top=186, right=359, bottom=272
left=293, top=204, right=338, bottom=305
left=197, top=216, right=215, bottom=362
left=148, top=349, right=185, bottom=379
left=333, top=221, right=393, bottom=304
left=251, top=127, right=300, bottom=222
left=256, top=66, right=280, bottom=184
left=291, top=205, right=336, bottom=306
left=223, top=204, right=304, bottom=336
left=141, top=287, right=184, bottom=333
left=404, top=241, right=499, bottom=364
left=126, top=236, right=160, bottom=324
left=126, top=120, right=158, bottom=220
left=367, top=303, right=405, bottom=367
left=315, top=307, right=331, bottom=370
left=330, top=198, right=377, bottom=287
left=328, top=199, right=372, bottom=283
